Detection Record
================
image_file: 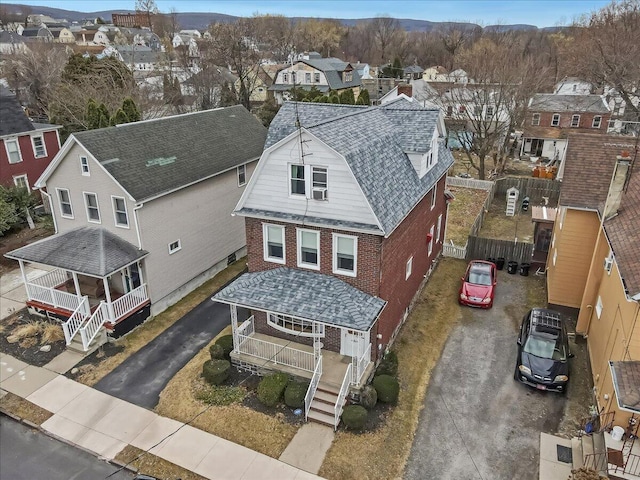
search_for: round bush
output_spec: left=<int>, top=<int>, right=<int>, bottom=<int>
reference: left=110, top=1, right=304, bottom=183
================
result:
left=215, top=335, right=234, bottom=359
left=202, top=359, right=230, bottom=385
left=209, top=343, right=225, bottom=360
left=257, top=372, right=289, bottom=407
left=284, top=381, right=308, bottom=408
left=341, top=405, right=368, bottom=431
left=372, top=374, right=400, bottom=404
left=376, top=351, right=398, bottom=377
left=359, top=385, right=378, bottom=410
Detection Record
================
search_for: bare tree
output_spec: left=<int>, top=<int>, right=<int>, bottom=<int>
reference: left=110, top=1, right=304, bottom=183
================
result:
left=135, top=0, right=158, bottom=32
left=251, top=14, right=296, bottom=62
left=297, top=19, right=344, bottom=57
left=370, top=16, right=400, bottom=64
left=437, top=24, right=469, bottom=70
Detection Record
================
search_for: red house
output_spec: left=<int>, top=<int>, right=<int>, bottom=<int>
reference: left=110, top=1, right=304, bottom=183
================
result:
left=0, top=86, right=61, bottom=193
left=213, top=98, right=454, bottom=427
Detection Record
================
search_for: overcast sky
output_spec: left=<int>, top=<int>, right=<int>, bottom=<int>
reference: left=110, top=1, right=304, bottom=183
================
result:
left=15, top=0, right=610, bottom=28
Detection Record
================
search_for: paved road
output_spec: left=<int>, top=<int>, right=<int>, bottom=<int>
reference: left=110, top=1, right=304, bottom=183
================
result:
left=95, top=294, right=248, bottom=409
left=0, top=415, right=133, bottom=480
left=405, top=269, right=585, bottom=480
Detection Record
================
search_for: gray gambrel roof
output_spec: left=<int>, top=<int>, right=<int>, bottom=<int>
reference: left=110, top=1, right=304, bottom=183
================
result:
left=213, top=267, right=386, bottom=330
left=71, top=106, right=267, bottom=203
left=5, top=227, right=148, bottom=277
left=298, top=57, right=362, bottom=90
left=262, top=99, right=454, bottom=235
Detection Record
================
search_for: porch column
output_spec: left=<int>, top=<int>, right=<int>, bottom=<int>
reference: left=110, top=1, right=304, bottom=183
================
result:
left=313, top=322, right=322, bottom=362
left=103, top=277, right=115, bottom=322
left=72, top=272, right=81, bottom=300
left=137, top=262, right=144, bottom=285
left=18, top=260, right=29, bottom=300
left=230, top=304, right=238, bottom=351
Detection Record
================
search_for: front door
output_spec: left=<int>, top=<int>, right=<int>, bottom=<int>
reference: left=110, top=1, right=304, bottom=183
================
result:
left=121, top=262, right=142, bottom=293
left=340, top=329, right=366, bottom=357
left=531, top=139, right=544, bottom=156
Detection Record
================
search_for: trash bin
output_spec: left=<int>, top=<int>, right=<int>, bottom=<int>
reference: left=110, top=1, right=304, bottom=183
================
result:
left=487, top=257, right=496, bottom=264
left=495, top=258, right=505, bottom=270
left=507, top=261, right=518, bottom=274
left=612, top=426, right=625, bottom=441
left=519, top=263, right=531, bottom=276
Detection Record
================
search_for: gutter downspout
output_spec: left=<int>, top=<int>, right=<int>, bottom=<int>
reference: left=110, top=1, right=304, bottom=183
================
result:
left=39, top=188, right=57, bottom=234
left=133, top=203, right=143, bottom=250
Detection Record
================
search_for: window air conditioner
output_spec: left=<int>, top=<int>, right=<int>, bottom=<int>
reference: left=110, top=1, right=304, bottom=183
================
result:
left=312, top=188, right=327, bottom=200
left=604, top=257, right=613, bottom=273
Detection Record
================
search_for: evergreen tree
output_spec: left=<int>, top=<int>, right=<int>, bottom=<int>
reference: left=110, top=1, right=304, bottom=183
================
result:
left=86, top=99, right=100, bottom=129
left=339, top=89, right=355, bottom=104
left=359, top=88, right=370, bottom=105
left=110, top=108, right=129, bottom=125
left=329, top=95, right=340, bottom=104
left=122, top=98, right=141, bottom=122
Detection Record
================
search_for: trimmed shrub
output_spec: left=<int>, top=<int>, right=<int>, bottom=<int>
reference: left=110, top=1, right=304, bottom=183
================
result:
left=372, top=374, right=400, bottom=404
left=341, top=405, right=367, bottom=431
left=284, top=380, right=308, bottom=408
left=376, top=351, right=398, bottom=377
left=215, top=335, right=234, bottom=359
left=359, top=385, right=378, bottom=409
left=257, top=372, right=289, bottom=407
left=202, top=359, right=230, bottom=385
left=209, top=343, right=225, bottom=360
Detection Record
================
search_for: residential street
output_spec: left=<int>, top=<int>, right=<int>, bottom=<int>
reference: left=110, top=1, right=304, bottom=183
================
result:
left=0, top=415, right=133, bottom=480
left=94, top=296, right=248, bottom=409
left=404, top=270, right=589, bottom=480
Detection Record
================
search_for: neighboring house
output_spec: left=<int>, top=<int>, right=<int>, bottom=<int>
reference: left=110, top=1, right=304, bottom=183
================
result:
left=0, top=31, right=28, bottom=53
left=48, top=26, right=75, bottom=43
left=604, top=85, right=640, bottom=136
left=379, top=84, right=415, bottom=105
left=233, top=64, right=274, bottom=104
left=114, top=45, right=167, bottom=72
left=361, top=77, right=397, bottom=105
left=521, top=93, right=611, bottom=173
left=120, top=28, right=162, bottom=51
left=212, top=97, right=454, bottom=427
left=403, top=64, right=424, bottom=81
left=546, top=133, right=640, bottom=473
left=354, top=61, right=372, bottom=80
left=75, top=29, right=97, bottom=45
left=112, top=13, right=152, bottom=29
left=447, top=68, right=469, bottom=84
left=5, top=106, right=267, bottom=352
left=270, top=52, right=362, bottom=104
left=423, top=65, right=448, bottom=82
left=92, top=30, right=111, bottom=45
left=0, top=86, right=61, bottom=192
left=20, top=26, right=53, bottom=42
left=553, top=77, right=592, bottom=95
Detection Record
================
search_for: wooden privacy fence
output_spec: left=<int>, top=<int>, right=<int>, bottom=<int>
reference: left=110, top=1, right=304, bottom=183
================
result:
left=494, top=177, right=561, bottom=205
left=465, top=236, right=534, bottom=265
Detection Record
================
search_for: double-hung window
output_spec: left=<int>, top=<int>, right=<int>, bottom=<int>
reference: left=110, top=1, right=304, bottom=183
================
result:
left=312, top=166, right=327, bottom=200
left=571, top=115, right=580, bottom=127
left=5, top=139, right=21, bottom=163
left=305, top=72, right=311, bottom=83
left=84, top=192, right=100, bottom=223
left=532, top=113, right=540, bottom=126
left=237, top=164, right=246, bottom=186
left=436, top=214, right=442, bottom=243
left=13, top=174, right=28, bottom=190
left=486, top=106, right=494, bottom=117
left=333, top=234, right=357, bottom=276
left=428, top=225, right=435, bottom=256
left=57, top=188, right=73, bottom=218
left=592, top=116, right=602, bottom=128
left=264, top=224, right=285, bottom=263
left=297, top=228, right=319, bottom=269
left=431, top=186, right=437, bottom=210
left=80, top=156, right=90, bottom=175
left=290, top=165, right=306, bottom=195
left=314, top=73, right=320, bottom=83
left=32, top=135, right=46, bottom=158
left=112, top=196, right=129, bottom=227
left=551, top=114, right=560, bottom=126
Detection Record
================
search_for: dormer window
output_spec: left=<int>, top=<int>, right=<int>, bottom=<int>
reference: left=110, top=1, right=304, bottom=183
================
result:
left=551, top=114, right=560, bottom=126
left=343, top=71, right=353, bottom=82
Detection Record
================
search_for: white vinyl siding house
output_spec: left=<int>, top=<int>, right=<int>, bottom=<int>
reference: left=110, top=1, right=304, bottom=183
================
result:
left=241, top=131, right=379, bottom=229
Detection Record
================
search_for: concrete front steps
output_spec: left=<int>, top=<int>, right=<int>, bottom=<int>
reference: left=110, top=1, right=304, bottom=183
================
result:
left=67, top=327, right=107, bottom=355
left=307, top=382, right=346, bottom=429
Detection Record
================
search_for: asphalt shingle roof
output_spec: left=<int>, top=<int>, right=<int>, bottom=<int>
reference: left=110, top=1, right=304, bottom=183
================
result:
left=72, top=105, right=267, bottom=202
left=213, top=267, right=386, bottom=330
left=5, top=227, right=148, bottom=277
left=529, top=94, right=610, bottom=113
left=0, top=86, right=34, bottom=136
left=263, top=99, right=453, bottom=235
left=610, top=361, right=640, bottom=413
left=299, top=57, right=362, bottom=90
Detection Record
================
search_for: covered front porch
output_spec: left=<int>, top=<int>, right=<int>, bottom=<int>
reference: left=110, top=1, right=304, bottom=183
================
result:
left=5, top=227, right=150, bottom=351
left=213, top=267, right=386, bottom=429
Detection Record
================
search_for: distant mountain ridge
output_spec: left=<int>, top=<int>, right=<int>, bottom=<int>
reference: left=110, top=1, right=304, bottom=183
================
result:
left=3, top=3, right=563, bottom=32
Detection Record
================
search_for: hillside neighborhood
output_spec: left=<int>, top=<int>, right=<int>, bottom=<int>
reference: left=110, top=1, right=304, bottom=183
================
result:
left=0, top=1, right=639, bottom=480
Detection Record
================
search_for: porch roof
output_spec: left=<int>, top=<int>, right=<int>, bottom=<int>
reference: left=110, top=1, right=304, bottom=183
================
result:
left=609, top=361, right=640, bottom=413
left=212, top=267, right=385, bottom=330
left=4, top=227, right=148, bottom=277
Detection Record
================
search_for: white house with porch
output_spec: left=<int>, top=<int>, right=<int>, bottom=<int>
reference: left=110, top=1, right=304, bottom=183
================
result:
left=5, top=106, right=267, bottom=352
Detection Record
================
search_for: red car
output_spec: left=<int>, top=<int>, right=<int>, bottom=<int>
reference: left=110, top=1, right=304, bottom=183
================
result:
left=459, top=260, right=497, bottom=308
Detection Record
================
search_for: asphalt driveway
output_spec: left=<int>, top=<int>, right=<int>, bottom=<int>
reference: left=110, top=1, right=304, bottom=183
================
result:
left=405, top=269, right=589, bottom=480
left=94, top=295, right=247, bottom=409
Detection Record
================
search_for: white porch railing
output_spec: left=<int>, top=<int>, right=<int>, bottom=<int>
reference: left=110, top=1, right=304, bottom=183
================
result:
left=237, top=316, right=255, bottom=337
left=30, top=268, right=68, bottom=288
left=79, top=302, right=108, bottom=351
left=236, top=332, right=316, bottom=372
left=111, top=284, right=148, bottom=321
left=62, top=297, right=89, bottom=345
left=26, top=283, right=83, bottom=313
left=352, top=343, right=372, bottom=385
left=305, top=357, right=323, bottom=421
left=334, top=363, right=352, bottom=430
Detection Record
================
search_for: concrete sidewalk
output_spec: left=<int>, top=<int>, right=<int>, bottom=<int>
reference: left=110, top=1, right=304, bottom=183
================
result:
left=1, top=353, right=322, bottom=480
left=0, top=264, right=52, bottom=320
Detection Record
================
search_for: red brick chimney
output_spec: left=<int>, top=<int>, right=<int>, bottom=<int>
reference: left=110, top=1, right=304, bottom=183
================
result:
left=397, top=84, right=413, bottom=98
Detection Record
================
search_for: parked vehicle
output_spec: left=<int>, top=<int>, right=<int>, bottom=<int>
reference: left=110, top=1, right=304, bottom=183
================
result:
left=514, top=308, right=573, bottom=393
left=458, top=260, right=497, bottom=308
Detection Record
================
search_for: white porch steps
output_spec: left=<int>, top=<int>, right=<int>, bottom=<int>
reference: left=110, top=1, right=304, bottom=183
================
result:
left=67, top=326, right=107, bottom=355
left=307, top=382, right=347, bottom=429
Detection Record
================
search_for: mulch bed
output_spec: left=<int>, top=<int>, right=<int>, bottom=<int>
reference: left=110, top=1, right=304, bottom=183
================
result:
left=0, top=309, right=66, bottom=366
left=64, top=342, right=126, bottom=380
